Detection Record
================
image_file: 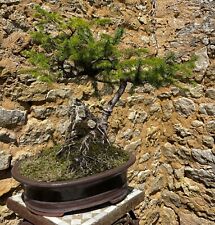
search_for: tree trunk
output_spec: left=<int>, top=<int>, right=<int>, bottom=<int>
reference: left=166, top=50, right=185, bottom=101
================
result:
left=100, top=79, right=128, bottom=133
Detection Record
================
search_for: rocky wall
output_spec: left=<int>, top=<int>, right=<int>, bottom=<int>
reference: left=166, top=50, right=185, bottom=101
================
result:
left=0, top=0, right=215, bottom=224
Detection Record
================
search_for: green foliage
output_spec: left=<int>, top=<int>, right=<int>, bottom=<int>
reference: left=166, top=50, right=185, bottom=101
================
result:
left=23, top=6, right=196, bottom=88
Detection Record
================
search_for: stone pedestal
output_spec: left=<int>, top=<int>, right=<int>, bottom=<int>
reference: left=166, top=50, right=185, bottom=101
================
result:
left=7, top=188, right=144, bottom=225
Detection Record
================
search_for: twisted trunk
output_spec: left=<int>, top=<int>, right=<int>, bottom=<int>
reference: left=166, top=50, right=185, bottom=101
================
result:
left=57, top=79, right=128, bottom=172
left=99, top=79, right=128, bottom=133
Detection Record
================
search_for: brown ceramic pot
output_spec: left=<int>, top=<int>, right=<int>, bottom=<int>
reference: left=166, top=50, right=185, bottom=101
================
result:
left=11, top=154, right=135, bottom=216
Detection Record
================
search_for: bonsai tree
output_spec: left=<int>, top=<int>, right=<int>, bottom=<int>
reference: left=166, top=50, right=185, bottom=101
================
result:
left=20, top=6, right=195, bottom=181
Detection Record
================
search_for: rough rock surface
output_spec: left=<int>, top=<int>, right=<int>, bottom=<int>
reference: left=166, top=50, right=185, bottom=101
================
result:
left=0, top=0, right=215, bottom=225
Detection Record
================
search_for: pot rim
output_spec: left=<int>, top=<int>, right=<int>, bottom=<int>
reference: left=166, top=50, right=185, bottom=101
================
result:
left=12, top=153, right=135, bottom=187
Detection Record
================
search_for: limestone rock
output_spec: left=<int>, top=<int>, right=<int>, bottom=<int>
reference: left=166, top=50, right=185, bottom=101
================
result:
left=160, top=206, right=178, bottom=225
left=0, top=0, right=20, bottom=3
left=191, top=149, right=215, bottom=165
left=206, top=120, right=215, bottom=135
left=195, top=47, right=210, bottom=72
left=124, top=139, right=142, bottom=152
left=87, top=119, right=97, bottom=129
left=19, top=119, right=54, bottom=145
left=149, top=175, right=165, bottom=195
left=121, top=129, right=134, bottom=140
left=199, top=103, right=215, bottom=116
left=11, top=151, right=33, bottom=166
left=0, top=107, right=27, bottom=128
left=185, top=166, right=215, bottom=188
left=139, top=153, right=151, bottom=163
left=2, top=31, right=30, bottom=53
left=191, top=120, right=204, bottom=128
left=202, top=135, right=214, bottom=148
left=0, top=128, right=16, bottom=143
left=206, top=88, right=215, bottom=100
left=179, top=210, right=215, bottom=225
left=162, top=190, right=181, bottom=207
left=46, top=88, right=72, bottom=101
left=17, top=82, right=50, bottom=102
left=138, top=170, right=151, bottom=183
left=189, top=85, right=204, bottom=98
left=32, top=106, right=55, bottom=119
left=128, top=110, right=148, bottom=123
left=0, top=205, right=13, bottom=218
left=162, top=101, right=174, bottom=121
left=174, top=123, right=192, bottom=137
left=174, top=97, right=196, bottom=117
left=0, top=178, right=19, bottom=197
left=162, top=142, right=177, bottom=160
left=0, top=151, right=11, bottom=170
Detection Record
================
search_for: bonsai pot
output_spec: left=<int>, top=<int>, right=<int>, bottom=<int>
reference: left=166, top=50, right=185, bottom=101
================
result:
left=11, top=154, right=135, bottom=216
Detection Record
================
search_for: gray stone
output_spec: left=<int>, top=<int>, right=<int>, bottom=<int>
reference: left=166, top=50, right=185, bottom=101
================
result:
left=174, top=97, right=196, bottom=117
left=149, top=175, right=165, bottom=195
left=149, top=103, right=161, bottom=115
left=202, top=37, right=209, bottom=45
left=17, top=83, right=50, bottom=102
left=191, top=149, right=215, bottom=164
left=160, top=163, right=173, bottom=175
left=121, top=129, right=133, bottom=140
left=162, top=142, right=177, bottom=160
left=46, top=89, right=72, bottom=101
left=128, top=111, right=137, bottom=121
left=138, top=170, right=150, bottom=183
left=206, top=120, right=215, bottom=134
left=127, top=95, right=155, bottom=106
left=0, top=129, right=16, bottom=144
left=0, top=151, right=11, bottom=170
left=185, top=166, right=215, bottom=188
left=55, top=105, right=70, bottom=116
left=56, top=119, right=70, bottom=135
left=158, top=92, right=172, bottom=99
left=174, top=168, right=184, bottom=180
left=124, top=139, right=142, bottom=152
left=191, top=120, right=204, bottom=127
left=139, top=153, right=151, bottom=163
left=194, top=47, right=210, bottom=72
left=199, top=103, right=215, bottom=116
left=162, top=101, right=174, bottom=121
left=134, top=83, right=154, bottom=93
left=0, top=107, right=27, bottom=128
left=32, top=106, right=55, bottom=119
left=136, top=111, right=148, bottom=123
left=202, top=135, right=214, bottom=148
left=171, top=87, right=180, bottom=96
left=189, top=85, right=204, bottom=98
left=87, top=119, right=96, bottom=129
left=162, top=190, right=181, bottom=207
left=174, top=123, right=192, bottom=137
left=179, top=210, right=215, bottom=225
left=128, top=110, right=148, bottom=123
left=76, top=105, right=87, bottom=119
left=127, top=96, right=145, bottom=105
left=19, top=119, right=54, bottom=145
left=0, top=0, right=20, bottom=3
left=11, top=152, right=33, bottom=166
left=206, top=88, right=215, bottom=100
left=177, top=146, right=191, bottom=160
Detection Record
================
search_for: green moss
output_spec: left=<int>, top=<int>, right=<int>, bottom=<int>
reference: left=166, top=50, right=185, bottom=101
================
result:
left=19, top=145, right=129, bottom=182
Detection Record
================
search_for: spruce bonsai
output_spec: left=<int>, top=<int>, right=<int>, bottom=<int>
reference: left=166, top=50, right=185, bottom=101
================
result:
left=19, top=6, right=196, bottom=182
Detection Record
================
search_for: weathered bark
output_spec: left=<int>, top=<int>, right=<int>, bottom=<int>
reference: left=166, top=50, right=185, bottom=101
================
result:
left=100, top=79, right=128, bottom=132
